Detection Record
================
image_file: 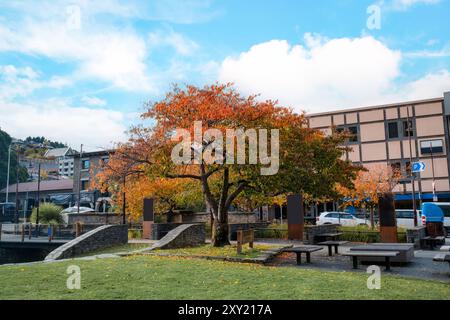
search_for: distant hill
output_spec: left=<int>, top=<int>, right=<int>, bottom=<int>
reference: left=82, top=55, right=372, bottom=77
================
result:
left=0, top=129, right=29, bottom=191
left=25, top=136, right=67, bottom=149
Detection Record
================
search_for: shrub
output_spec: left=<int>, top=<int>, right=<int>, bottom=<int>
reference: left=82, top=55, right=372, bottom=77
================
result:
left=338, top=225, right=407, bottom=243
left=30, top=203, right=63, bottom=225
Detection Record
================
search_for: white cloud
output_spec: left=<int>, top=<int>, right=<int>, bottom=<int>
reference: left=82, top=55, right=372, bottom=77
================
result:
left=0, top=1, right=157, bottom=93
left=218, top=34, right=450, bottom=113
left=0, top=65, right=72, bottom=100
left=0, top=99, right=127, bottom=149
left=81, top=96, right=107, bottom=107
left=148, top=29, right=199, bottom=56
left=389, top=0, right=441, bottom=10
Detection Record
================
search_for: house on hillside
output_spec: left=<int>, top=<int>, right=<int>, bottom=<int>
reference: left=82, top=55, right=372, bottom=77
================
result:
left=44, top=147, right=78, bottom=178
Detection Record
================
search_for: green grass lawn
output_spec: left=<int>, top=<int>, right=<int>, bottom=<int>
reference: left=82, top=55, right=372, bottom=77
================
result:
left=75, top=243, right=150, bottom=257
left=0, top=255, right=448, bottom=300
left=155, top=244, right=279, bottom=258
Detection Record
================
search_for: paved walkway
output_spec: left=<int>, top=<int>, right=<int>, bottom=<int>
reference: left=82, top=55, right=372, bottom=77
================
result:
left=262, top=238, right=450, bottom=283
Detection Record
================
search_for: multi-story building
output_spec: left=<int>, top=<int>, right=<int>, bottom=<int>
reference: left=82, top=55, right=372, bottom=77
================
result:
left=307, top=92, right=450, bottom=211
left=73, top=149, right=112, bottom=193
left=72, top=150, right=113, bottom=211
left=44, top=147, right=77, bottom=178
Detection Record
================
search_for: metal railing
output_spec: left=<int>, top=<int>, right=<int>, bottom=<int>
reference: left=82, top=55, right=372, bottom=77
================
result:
left=0, top=222, right=111, bottom=243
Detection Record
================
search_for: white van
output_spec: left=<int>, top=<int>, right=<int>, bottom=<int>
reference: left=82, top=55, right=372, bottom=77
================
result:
left=395, top=209, right=422, bottom=229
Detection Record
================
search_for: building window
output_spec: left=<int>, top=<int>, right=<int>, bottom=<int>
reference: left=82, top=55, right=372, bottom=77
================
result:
left=420, top=139, right=444, bottom=154
left=336, top=125, right=359, bottom=143
left=405, top=161, right=411, bottom=176
left=81, top=159, right=90, bottom=170
left=81, top=180, right=90, bottom=191
left=403, top=120, right=414, bottom=137
left=387, top=122, right=399, bottom=139
left=390, top=162, right=401, bottom=174
left=101, top=157, right=110, bottom=166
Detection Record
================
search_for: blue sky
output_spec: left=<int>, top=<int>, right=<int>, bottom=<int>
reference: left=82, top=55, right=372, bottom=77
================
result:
left=0, top=0, right=449, bottom=149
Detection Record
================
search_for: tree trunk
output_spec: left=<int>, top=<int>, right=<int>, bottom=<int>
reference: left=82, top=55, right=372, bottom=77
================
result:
left=211, top=219, right=230, bottom=247
left=370, top=206, right=375, bottom=230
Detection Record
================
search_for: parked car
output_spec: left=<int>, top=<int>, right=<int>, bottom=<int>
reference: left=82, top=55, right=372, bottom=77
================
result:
left=395, top=209, right=422, bottom=229
left=61, top=206, right=95, bottom=214
left=316, top=211, right=368, bottom=226
left=0, top=202, right=16, bottom=223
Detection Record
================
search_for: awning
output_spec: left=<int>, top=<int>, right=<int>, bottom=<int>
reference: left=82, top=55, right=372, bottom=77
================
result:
left=394, top=193, right=450, bottom=201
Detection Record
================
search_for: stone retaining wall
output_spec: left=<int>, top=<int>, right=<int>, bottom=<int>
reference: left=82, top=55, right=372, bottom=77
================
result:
left=63, top=213, right=122, bottom=225
left=150, top=224, right=205, bottom=250
left=45, top=224, right=128, bottom=261
left=304, top=224, right=339, bottom=244
left=406, top=226, right=427, bottom=248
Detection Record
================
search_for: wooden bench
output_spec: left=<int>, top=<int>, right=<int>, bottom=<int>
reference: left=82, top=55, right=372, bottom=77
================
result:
left=433, top=253, right=450, bottom=269
left=343, top=251, right=400, bottom=271
left=314, top=232, right=343, bottom=243
left=421, top=236, right=445, bottom=250
left=283, top=246, right=323, bottom=265
left=318, top=241, right=349, bottom=256
left=236, top=229, right=254, bottom=254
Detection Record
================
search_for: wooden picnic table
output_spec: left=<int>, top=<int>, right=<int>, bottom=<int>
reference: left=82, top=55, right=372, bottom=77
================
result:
left=343, top=251, right=400, bottom=271
left=433, top=253, right=450, bottom=269
left=421, top=236, right=445, bottom=250
left=314, top=232, right=343, bottom=243
left=283, top=246, right=323, bottom=265
left=318, top=241, right=349, bottom=256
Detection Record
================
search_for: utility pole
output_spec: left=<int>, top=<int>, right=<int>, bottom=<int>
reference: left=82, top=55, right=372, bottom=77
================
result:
left=15, top=147, right=19, bottom=223
left=5, top=143, right=12, bottom=203
left=429, top=142, right=437, bottom=202
left=407, top=107, right=418, bottom=227
left=77, top=144, right=83, bottom=214
left=36, top=163, right=41, bottom=225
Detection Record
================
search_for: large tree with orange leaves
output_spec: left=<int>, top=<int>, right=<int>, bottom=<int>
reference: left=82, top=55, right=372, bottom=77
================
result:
left=98, top=84, right=359, bottom=246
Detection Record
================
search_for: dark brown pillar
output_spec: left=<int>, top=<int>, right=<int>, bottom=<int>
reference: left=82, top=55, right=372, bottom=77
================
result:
left=142, top=198, right=154, bottom=240
left=287, top=194, right=304, bottom=240
left=378, top=193, right=398, bottom=243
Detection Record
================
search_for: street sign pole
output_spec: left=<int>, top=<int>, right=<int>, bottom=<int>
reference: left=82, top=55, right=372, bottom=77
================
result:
left=406, top=107, right=418, bottom=227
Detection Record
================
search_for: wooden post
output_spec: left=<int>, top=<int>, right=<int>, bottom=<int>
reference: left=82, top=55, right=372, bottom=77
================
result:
left=21, top=224, right=25, bottom=242
left=75, top=222, right=81, bottom=238
left=236, top=229, right=254, bottom=254
left=237, top=230, right=243, bottom=254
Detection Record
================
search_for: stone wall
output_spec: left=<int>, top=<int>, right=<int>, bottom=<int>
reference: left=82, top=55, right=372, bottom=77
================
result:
left=45, top=224, right=128, bottom=260
left=229, top=222, right=270, bottom=240
left=150, top=224, right=205, bottom=250
left=152, top=223, right=186, bottom=240
left=406, top=226, right=427, bottom=248
left=304, top=224, right=339, bottom=244
left=63, top=212, right=122, bottom=225
left=180, top=212, right=260, bottom=224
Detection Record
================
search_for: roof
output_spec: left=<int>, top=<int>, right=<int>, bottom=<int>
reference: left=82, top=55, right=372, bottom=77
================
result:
left=307, top=96, right=444, bottom=118
left=44, top=147, right=72, bottom=158
left=0, top=179, right=74, bottom=194
left=73, top=149, right=115, bottom=158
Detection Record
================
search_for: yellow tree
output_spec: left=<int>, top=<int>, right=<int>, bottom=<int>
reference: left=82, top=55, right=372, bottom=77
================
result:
left=337, top=164, right=400, bottom=229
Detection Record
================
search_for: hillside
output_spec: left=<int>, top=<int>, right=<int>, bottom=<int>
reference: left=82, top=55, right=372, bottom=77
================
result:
left=0, top=129, right=29, bottom=191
